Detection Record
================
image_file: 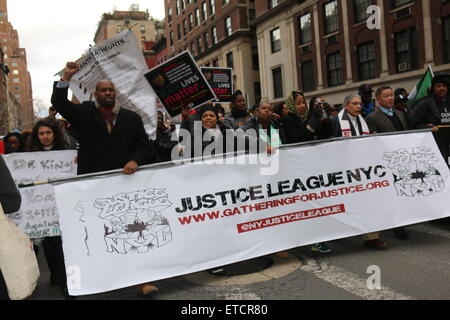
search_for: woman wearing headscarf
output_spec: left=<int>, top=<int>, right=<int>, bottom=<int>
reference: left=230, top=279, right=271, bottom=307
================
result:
left=282, top=91, right=332, bottom=254
left=282, top=91, right=324, bottom=144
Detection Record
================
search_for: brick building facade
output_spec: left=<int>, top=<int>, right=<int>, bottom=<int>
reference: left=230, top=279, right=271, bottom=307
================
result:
left=164, top=0, right=261, bottom=106
left=253, top=0, right=450, bottom=106
left=0, top=0, right=34, bottom=133
left=94, top=7, right=165, bottom=45
left=94, top=5, right=165, bottom=70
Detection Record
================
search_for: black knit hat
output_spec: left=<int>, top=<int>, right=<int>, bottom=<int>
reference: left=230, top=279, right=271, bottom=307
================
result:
left=432, top=74, right=449, bottom=88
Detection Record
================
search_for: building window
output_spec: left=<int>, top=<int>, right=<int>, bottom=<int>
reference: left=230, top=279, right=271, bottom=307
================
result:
left=299, top=13, right=312, bottom=44
left=252, top=46, right=259, bottom=70
left=223, top=0, right=230, bottom=5
left=117, top=25, right=123, bottom=33
left=225, top=17, right=232, bottom=36
left=210, top=0, right=216, bottom=15
left=176, top=0, right=181, bottom=15
left=269, top=0, right=278, bottom=9
left=324, top=0, right=339, bottom=35
left=140, top=25, right=146, bottom=33
left=226, top=52, right=234, bottom=68
left=183, top=19, right=188, bottom=36
left=12, top=70, right=19, bottom=75
left=197, top=38, right=202, bottom=53
left=189, top=14, right=193, bottom=30
left=443, top=16, right=450, bottom=63
left=354, top=0, right=372, bottom=23
left=202, top=2, right=208, bottom=21
left=212, top=58, right=219, bottom=67
left=395, top=28, right=417, bottom=73
left=177, top=24, right=181, bottom=40
left=168, top=8, right=173, bottom=23
left=12, top=78, right=19, bottom=83
left=190, top=42, right=196, bottom=56
left=270, top=28, right=281, bottom=53
left=249, top=9, right=256, bottom=21
left=170, top=31, right=174, bottom=46
left=327, top=52, right=343, bottom=87
left=212, top=27, right=218, bottom=44
left=272, top=67, right=283, bottom=99
left=301, top=61, right=315, bottom=92
left=391, top=0, right=415, bottom=9
left=254, top=82, right=261, bottom=104
left=204, top=32, right=209, bottom=49
left=195, top=8, right=200, bottom=26
left=357, top=42, right=377, bottom=80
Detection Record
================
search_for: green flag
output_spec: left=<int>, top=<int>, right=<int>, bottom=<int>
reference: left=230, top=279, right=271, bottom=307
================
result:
left=408, top=65, right=434, bottom=108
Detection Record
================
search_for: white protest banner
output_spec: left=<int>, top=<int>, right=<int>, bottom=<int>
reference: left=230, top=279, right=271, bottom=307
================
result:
left=67, top=30, right=157, bottom=137
left=2, top=151, right=77, bottom=238
left=54, top=132, right=450, bottom=296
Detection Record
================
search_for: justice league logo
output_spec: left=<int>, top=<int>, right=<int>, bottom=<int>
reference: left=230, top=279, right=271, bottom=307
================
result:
left=93, top=189, right=173, bottom=254
left=383, top=147, right=445, bottom=197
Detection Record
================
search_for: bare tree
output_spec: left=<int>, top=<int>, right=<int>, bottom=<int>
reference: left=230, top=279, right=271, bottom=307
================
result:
left=33, top=97, right=50, bottom=118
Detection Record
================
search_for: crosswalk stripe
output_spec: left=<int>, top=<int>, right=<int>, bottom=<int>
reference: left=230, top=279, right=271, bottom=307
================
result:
left=409, top=223, right=450, bottom=240
left=297, top=254, right=415, bottom=300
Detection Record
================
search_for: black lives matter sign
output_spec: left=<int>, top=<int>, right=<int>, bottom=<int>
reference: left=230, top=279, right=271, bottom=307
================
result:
left=145, top=51, right=216, bottom=117
left=201, top=67, right=233, bottom=103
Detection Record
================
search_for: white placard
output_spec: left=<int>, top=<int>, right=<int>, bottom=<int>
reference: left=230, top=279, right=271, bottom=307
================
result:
left=68, top=30, right=157, bottom=138
left=2, top=151, right=77, bottom=238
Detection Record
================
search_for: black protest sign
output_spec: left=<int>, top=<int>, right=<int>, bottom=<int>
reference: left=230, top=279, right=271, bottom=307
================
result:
left=145, top=51, right=216, bottom=117
left=200, top=67, right=233, bottom=103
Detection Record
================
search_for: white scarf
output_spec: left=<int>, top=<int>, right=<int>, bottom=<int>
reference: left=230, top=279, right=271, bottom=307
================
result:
left=338, top=110, right=370, bottom=137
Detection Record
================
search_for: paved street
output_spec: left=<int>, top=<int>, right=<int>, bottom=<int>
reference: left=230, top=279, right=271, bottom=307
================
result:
left=29, top=219, right=450, bottom=301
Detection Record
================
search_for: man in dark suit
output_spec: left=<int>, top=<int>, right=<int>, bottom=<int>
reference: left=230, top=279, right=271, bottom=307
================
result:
left=51, top=62, right=157, bottom=175
left=51, top=62, right=159, bottom=296
left=366, top=86, right=409, bottom=134
left=366, top=86, right=410, bottom=240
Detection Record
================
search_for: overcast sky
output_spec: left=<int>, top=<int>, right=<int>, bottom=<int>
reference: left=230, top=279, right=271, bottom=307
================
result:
left=7, top=1, right=165, bottom=114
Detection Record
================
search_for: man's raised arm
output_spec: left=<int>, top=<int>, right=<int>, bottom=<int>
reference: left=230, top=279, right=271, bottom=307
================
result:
left=51, top=62, right=83, bottom=122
